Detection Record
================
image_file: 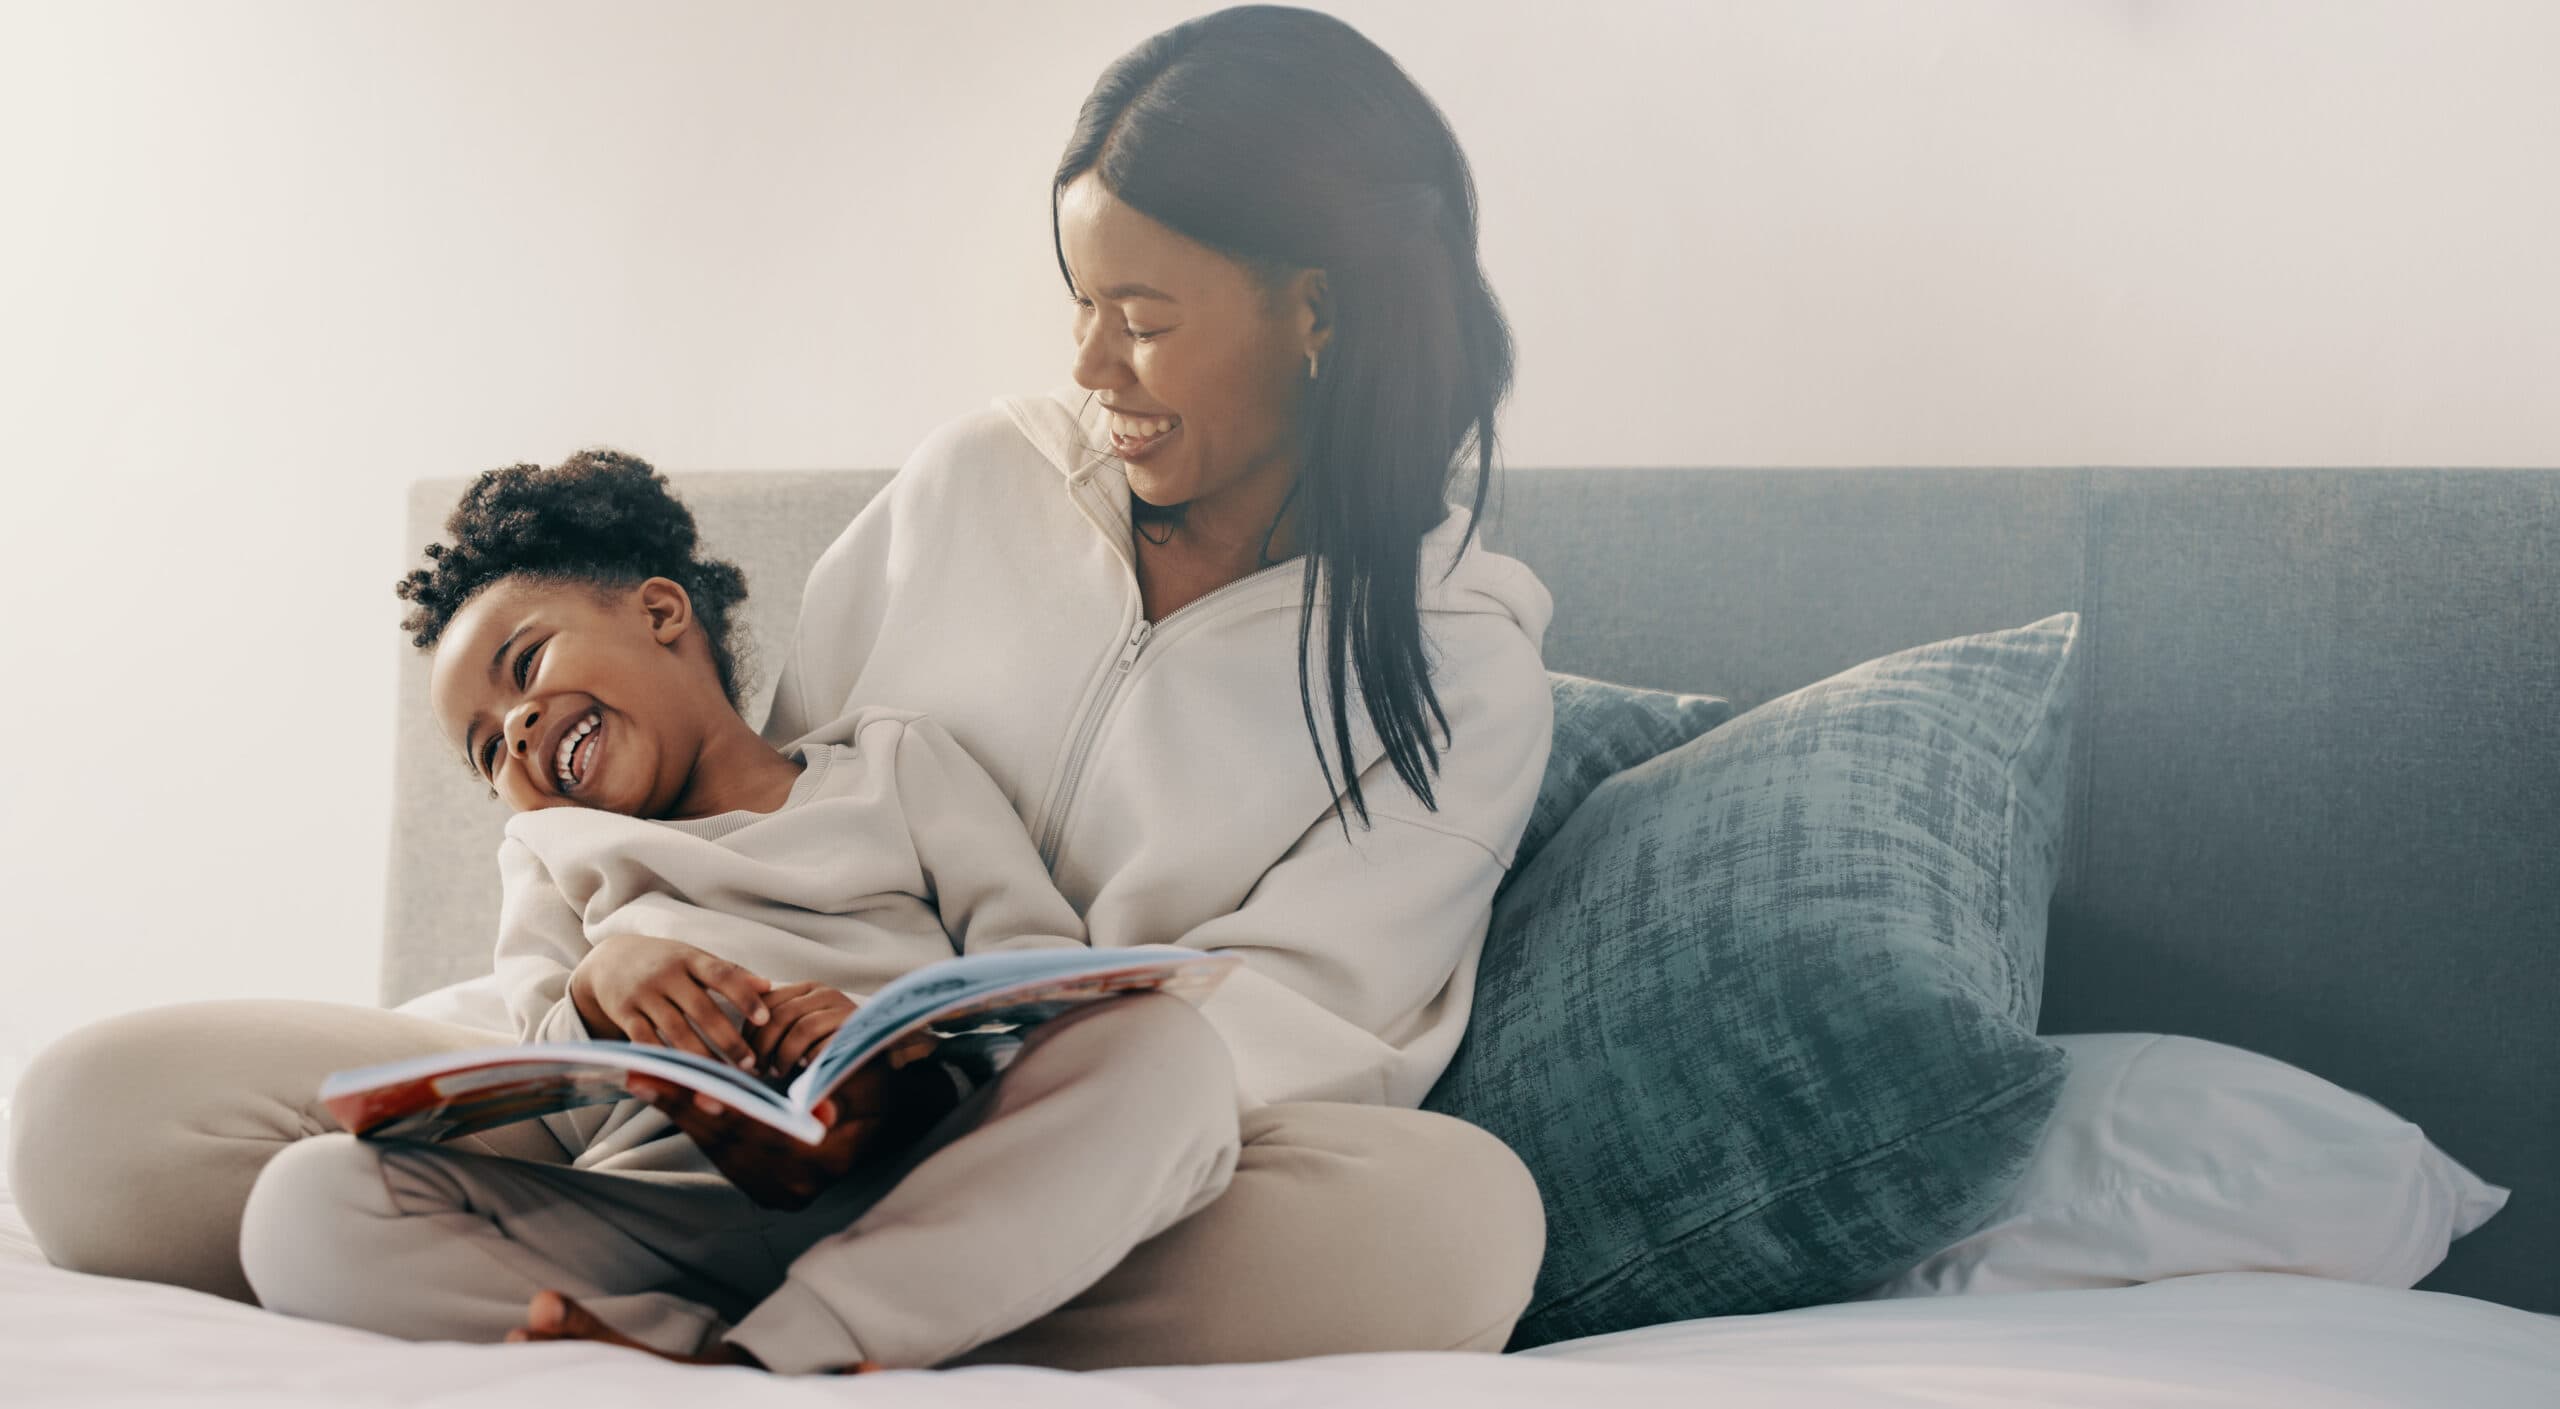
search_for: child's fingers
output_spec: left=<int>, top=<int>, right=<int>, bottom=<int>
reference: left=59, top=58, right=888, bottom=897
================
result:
left=630, top=1074, right=733, bottom=1134
left=747, top=998, right=806, bottom=1066
left=628, top=1076, right=718, bottom=1138
left=747, top=1013, right=784, bottom=1067
left=757, top=980, right=816, bottom=1009
left=663, top=979, right=757, bottom=1067
left=770, top=1011, right=846, bottom=1079
left=635, top=996, right=715, bottom=1061
left=687, top=955, right=773, bottom=1027
left=749, top=989, right=835, bottom=1065
left=760, top=1011, right=821, bottom=1077
left=629, top=1009, right=680, bottom=1053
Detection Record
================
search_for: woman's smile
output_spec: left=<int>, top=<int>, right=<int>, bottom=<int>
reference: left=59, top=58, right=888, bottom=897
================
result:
left=1111, top=416, right=1182, bottom=463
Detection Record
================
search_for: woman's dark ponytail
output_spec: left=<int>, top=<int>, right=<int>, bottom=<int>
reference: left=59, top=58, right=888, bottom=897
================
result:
left=1057, top=4, right=1513, bottom=832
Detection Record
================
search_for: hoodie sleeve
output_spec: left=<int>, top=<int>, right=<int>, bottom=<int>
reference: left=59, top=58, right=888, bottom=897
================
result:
left=758, top=477, right=897, bottom=749
left=891, top=715, right=1090, bottom=957
left=1182, top=634, right=1554, bottom=1110
left=758, top=413, right=993, bottom=749
left=489, top=836, right=599, bottom=1046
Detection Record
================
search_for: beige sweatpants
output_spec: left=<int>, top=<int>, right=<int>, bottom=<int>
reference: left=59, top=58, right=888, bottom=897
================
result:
left=10, top=994, right=1546, bottom=1372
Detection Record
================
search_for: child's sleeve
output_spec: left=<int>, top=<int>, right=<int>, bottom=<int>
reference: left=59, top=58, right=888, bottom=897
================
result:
left=490, top=837, right=599, bottom=1045
left=890, top=715, right=1090, bottom=957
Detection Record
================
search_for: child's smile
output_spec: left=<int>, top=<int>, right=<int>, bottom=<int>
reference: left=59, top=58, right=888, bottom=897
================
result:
left=548, top=707, right=606, bottom=796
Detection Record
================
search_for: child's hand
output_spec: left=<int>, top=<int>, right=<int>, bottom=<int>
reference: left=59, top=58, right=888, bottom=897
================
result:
left=627, top=1043, right=953, bottom=1210
left=748, top=982, right=863, bottom=1082
left=569, top=935, right=773, bottom=1069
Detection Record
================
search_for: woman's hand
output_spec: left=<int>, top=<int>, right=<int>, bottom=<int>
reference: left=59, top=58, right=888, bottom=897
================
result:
left=627, top=1036, right=953, bottom=1210
left=569, top=935, right=773, bottom=1069
left=747, top=981, right=863, bottom=1082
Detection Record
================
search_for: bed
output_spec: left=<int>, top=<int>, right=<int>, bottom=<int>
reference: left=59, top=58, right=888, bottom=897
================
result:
left=4, top=1170, right=2552, bottom=1405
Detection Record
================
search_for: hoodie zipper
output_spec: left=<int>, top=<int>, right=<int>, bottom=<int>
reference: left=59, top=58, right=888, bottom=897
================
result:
left=1032, top=560, right=1297, bottom=870
left=1036, top=618, right=1151, bottom=867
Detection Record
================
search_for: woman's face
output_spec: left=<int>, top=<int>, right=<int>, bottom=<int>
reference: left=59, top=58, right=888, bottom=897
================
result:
left=1056, top=172, right=1328, bottom=521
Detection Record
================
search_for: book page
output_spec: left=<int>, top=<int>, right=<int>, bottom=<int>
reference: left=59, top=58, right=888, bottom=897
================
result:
left=791, top=946, right=1238, bottom=1107
left=322, top=1043, right=819, bottom=1144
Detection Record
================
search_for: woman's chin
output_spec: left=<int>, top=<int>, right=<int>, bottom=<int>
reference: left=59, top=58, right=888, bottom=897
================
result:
left=1124, top=460, right=1196, bottom=508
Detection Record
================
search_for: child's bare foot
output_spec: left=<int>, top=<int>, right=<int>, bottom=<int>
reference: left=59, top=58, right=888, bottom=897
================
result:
left=503, top=1289, right=881, bottom=1374
left=504, top=1289, right=730, bottom=1365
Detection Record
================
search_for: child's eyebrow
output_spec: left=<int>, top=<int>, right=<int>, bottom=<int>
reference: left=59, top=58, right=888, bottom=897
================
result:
left=458, top=623, right=534, bottom=777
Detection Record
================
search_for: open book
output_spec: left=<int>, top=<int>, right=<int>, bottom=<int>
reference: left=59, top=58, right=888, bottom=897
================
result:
left=322, top=944, right=1239, bottom=1146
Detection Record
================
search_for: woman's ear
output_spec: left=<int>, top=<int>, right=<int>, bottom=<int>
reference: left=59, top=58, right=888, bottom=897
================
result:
left=637, top=577, right=695, bottom=644
left=1291, top=268, right=1334, bottom=367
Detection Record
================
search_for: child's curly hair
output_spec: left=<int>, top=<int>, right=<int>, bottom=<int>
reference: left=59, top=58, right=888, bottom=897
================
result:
left=395, top=449, right=754, bottom=708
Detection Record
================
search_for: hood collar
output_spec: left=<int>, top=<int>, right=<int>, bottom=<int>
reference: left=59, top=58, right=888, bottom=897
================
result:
left=994, top=390, right=1552, bottom=639
left=998, top=388, right=1116, bottom=485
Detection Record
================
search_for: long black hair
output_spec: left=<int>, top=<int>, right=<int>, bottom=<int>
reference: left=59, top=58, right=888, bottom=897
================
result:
left=1055, top=3, right=1515, bottom=833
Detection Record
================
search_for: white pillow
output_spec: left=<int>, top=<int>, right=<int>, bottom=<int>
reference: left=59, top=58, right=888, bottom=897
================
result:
left=1857, top=1033, right=2511, bottom=1298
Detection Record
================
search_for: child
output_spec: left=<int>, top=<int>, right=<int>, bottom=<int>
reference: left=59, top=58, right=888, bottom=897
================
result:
left=415, top=448, right=1086, bottom=1165
left=235, top=449, right=1244, bottom=1374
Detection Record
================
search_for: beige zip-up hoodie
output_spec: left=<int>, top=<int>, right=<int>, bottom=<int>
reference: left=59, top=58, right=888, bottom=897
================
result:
left=750, top=392, right=1555, bottom=1109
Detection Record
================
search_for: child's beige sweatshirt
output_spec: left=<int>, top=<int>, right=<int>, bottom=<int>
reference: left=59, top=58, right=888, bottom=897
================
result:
left=494, top=705, right=1084, bottom=1169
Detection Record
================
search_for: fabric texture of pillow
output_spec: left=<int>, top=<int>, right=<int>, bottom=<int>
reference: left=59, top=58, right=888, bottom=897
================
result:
left=1513, top=673, right=1736, bottom=878
left=1855, top=1032, right=2513, bottom=1298
left=1425, top=612, right=2083, bottom=1349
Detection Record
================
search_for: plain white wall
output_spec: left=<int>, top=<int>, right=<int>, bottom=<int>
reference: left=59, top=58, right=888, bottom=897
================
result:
left=3, top=0, right=2556, bottom=1083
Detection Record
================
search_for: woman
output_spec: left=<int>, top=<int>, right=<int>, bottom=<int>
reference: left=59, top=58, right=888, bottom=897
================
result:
left=9, top=4, right=1554, bottom=1371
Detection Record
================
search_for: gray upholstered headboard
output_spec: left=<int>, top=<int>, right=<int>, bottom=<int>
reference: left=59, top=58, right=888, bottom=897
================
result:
left=385, top=466, right=2558, bottom=1314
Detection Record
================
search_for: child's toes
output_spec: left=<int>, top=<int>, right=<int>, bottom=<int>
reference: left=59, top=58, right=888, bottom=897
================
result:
left=548, top=1291, right=652, bottom=1349
left=550, top=1293, right=612, bottom=1339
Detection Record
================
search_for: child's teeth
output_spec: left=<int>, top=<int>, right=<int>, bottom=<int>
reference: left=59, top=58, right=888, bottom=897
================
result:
left=555, top=712, right=599, bottom=788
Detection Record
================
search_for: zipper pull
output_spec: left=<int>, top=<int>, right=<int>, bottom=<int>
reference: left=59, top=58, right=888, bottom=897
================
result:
left=1116, top=621, right=1153, bottom=672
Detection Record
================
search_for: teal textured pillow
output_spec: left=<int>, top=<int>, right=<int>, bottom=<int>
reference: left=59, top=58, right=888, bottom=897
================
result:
left=1515, top=674, right=1736, bottom=878
left=1424, top=612, right=2082, bottom=1348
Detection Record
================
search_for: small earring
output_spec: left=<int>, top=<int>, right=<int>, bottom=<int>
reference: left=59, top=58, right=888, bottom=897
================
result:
left=1306, top=350, right=1321, bottom=382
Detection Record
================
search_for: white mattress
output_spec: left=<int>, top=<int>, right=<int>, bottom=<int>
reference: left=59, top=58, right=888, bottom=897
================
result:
left=3, top=1169, right=2553, bottom=1407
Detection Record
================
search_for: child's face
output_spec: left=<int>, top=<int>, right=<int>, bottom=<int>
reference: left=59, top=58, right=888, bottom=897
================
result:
left=429, top=575, right=712, bottom=815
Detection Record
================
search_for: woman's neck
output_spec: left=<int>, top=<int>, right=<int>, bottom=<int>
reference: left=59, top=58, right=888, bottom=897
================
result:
left=1133, top=494, right=1300, bottom=622
left=1134, top=460, right=1301, bottom=577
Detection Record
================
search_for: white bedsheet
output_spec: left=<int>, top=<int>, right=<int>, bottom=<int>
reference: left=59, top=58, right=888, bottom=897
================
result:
left=4, top=1172, right=2553, bottom=1408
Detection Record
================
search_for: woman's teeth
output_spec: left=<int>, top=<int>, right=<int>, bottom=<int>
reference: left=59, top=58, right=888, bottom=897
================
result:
left=1108, top=413, right=1179, bottom=441
left=555, top=711, right=600, bottom=790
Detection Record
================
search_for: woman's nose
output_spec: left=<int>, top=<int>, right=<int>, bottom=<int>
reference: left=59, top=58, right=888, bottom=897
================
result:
left=1070, top=323, right=1126, bottom=392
